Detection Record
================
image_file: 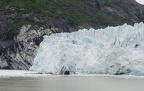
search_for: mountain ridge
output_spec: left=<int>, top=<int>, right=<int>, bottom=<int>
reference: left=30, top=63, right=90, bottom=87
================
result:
left=0, top=0, right=144, bottom=41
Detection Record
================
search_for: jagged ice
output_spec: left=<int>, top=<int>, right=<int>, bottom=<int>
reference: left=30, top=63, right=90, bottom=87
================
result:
left=30, top=22, right=144, bottom=76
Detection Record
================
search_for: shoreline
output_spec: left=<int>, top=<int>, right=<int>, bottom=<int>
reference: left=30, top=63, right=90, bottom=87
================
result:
left=0, top=70, right=144, bottom=79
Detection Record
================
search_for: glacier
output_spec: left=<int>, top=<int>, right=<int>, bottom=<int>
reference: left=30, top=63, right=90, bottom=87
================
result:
left=30, top=22, right=144, bottom=76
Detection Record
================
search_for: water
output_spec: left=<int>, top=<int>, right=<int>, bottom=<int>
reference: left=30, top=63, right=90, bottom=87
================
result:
left=0, top=76, right=144, bottom=91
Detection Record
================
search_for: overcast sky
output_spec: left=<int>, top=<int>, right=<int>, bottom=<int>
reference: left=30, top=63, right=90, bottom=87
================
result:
left=136, top=0, right=144, bottom=4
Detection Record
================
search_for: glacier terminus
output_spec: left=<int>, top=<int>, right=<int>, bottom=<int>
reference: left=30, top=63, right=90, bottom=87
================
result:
left=30, top=23, right=144, bottom=76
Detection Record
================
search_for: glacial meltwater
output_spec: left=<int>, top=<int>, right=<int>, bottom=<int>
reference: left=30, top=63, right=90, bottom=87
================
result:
left=0, top=76, right=144, bottom=91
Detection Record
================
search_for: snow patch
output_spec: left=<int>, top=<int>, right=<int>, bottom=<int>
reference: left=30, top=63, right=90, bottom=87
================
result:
left=136, top=0, right=144, bottom=5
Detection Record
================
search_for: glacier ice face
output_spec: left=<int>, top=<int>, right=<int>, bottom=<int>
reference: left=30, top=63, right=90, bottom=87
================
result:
left=30, top=22, right=144, bottom=76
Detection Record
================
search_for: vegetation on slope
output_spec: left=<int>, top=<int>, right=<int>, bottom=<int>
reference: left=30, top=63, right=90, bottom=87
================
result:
left=0, top=0, right=144, bottom=40
left=0, top=0, right=136, bottom=27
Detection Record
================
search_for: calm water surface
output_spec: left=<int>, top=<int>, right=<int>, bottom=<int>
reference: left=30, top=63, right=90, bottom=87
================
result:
left=0, top=76, right=144, bottom=91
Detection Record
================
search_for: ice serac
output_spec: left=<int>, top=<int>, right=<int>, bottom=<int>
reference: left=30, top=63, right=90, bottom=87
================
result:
left=30, top=22, right=144, bottom=76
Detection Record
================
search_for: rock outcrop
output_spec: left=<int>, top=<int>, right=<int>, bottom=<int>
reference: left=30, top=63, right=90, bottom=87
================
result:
left=0, top=25, right=58, bottom=70
left=0, top=41, right=38, bottom=69
left=99, top=0, right=144, bottom=22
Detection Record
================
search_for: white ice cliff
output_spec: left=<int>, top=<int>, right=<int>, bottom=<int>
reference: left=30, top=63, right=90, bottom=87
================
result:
left=30, top=23, right=144, bottom=76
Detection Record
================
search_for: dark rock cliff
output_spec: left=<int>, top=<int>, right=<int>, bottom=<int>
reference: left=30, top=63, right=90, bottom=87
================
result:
left=0, top=25, right=56, bottom=70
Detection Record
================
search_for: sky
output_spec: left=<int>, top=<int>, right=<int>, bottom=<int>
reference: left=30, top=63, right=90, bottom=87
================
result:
left=136, top=0, right=144, bottom=4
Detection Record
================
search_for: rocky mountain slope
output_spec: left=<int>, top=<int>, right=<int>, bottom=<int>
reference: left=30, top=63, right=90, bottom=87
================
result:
left=0, top=25, right=56, bottom=69
left=0, top=0, right=144, bottom=70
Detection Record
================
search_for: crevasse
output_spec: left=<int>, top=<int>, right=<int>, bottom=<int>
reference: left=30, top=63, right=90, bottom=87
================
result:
left=30, top=22, right=144, bottom=76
